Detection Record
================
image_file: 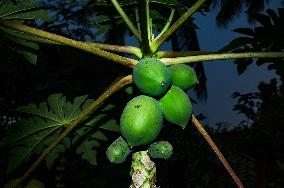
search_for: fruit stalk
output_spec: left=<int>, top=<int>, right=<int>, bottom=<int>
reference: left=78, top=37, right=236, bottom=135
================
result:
left=191, top=115, right=244, bottom=188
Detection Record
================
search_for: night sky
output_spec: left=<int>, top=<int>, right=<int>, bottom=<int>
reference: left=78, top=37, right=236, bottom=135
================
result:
left=189, top=1, right=282, bottom=127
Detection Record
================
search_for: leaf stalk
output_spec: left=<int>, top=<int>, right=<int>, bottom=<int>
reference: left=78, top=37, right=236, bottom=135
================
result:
left=192, top=115, right=244, bottom=188
left=160, top=52, right=284, bottom=65
left=0, top=20, right=138, bottom=68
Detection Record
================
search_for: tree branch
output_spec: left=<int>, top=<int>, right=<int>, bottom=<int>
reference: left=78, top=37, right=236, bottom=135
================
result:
left=87, top=42, right=142, bottom=58
left=191, top=115, right=244, bottom=188
left=0, top=20, right=138, bottom=68
left=151, top=0, right=207, bottom=52
left=14, top=75, right=133, bottom=188
left=111, top=0, right=141, bottom=41
left=155, top=50, right=214, bottom=58
left=160, top=52, right=284, bottom=65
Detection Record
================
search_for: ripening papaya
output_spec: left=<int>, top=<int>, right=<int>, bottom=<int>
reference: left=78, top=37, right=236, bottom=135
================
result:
left=148, top=141, right=173, bottom=159
left=159, top=86, right=192, bottom=129
left=132, top=58, right=172, bottom=96
left=120, top=95, right=163, bottom=147
left=168, top=64, right=198, bottom=90
left=106, top=136, right=131, bottom=164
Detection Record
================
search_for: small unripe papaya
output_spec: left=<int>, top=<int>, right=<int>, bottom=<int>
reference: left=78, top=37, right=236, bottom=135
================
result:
left=159, top=86, right=192, bottom=128
left=148, top=141, right=173, bottom=159
left=120, top=95, right=163, bottom=147
left=106, top=136, right=131, bottom=164
left=168, top=64, right=198, bottom=90
left=133, top=58, right=172, bottom=96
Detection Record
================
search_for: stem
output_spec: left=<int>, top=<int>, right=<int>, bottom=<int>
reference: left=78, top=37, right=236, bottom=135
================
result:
left=191, top=115, right=244, bottom=188
left=155, top=50, right=214, bottom=58
left=14, top=75, right=133, bottom=188
left=0, top=20, right=138, bottom=68
left=155, top=8, right=175, bottom=40
left=138, top=0, right=153, bottom=57
left=135, top=8, right=140, bottom=32
left=87, top=42, right=142, bottom=58
left=151, top=0, right=207, bottom=52
left=111, top=0, right=141, bottom=41
left=160, top=52, right=284, bottom=65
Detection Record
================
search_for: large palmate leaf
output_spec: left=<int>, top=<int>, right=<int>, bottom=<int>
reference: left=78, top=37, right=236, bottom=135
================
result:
left=0, top=93, right=121, bottom=172
left=0, top=93, right=91, bottom=173
left=0, top=0, right=54, bottom=64
left=72, top=106, right=120, bottom=165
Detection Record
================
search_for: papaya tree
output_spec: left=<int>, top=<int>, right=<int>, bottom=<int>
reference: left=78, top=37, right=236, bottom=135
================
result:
left=0, top=0, right=284, bottom=187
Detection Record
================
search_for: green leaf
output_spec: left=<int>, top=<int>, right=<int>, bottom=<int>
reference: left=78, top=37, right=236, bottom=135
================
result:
left=17, top=93, right=89, bottom=124
left=85, top=114, right=120, bottom=133
left=99, top=119, right=120, bottom=132
left=95, top=19, right=124, bottom=36
left=9, top=37, right=39, bottom=50
left=0, top=26, right=61, bottom=45
left=25, top=179, right=45, bottom=188
left=89, top=15, right=121, bottom=24
left=0, top=0, right=41, bottom=18
left=16, top=49, right=37, bottom=65
left=4, top=10, right=52, bottom=21
left=45, top=144, right=65, bottom=169
left=0, top=94, right=91, bottom=173
left=0, top=0, right=52, bottom=21
left=76, top=139, right=100, bottom=165
left=6, top=126, right=61, bottom=173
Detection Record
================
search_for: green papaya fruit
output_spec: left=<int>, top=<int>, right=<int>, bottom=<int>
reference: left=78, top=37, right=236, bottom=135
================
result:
left=106, top=136, right=131, bottom=164
left=148, top=141, right=173, bottom=159
left=168, top=64, right=198, bottom=89
left=120, top=95, right=163, bottom=147
left=159, top=86, right=192, bottom=128
left=132, top=58, right=172, bottom=96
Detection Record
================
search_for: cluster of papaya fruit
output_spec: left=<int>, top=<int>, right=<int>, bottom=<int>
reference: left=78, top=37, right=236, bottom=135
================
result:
left=106, top=58, right=198, bottom=164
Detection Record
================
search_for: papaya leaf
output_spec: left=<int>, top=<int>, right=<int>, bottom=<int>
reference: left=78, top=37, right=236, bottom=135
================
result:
left=25, top=179, right=45, bottom=188
left=6, top=125, right=62, bottom=173
left=85, top=114, right=120, bottom=133
left=8, top=36, right=39, bottom=50
left=16, top=49, right=37, bottom=65
left=88, top=15, right=121, bottom=24
left=45, top=144, right=65, bottom=169
left=0, top=94, right=92, bottom=173
left=4, top=10, right=52, bottom=21
left=95, top=19, right=124, bottom=36
left=76, top=139, right=100, bottom=165
left=17, top=93, right=89, bottom=124
left=0, top=0, right=52, bottom=21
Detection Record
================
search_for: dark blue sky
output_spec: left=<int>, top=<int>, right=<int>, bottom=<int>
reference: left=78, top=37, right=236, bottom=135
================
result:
left=191, top=1, right=281, bottom=127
